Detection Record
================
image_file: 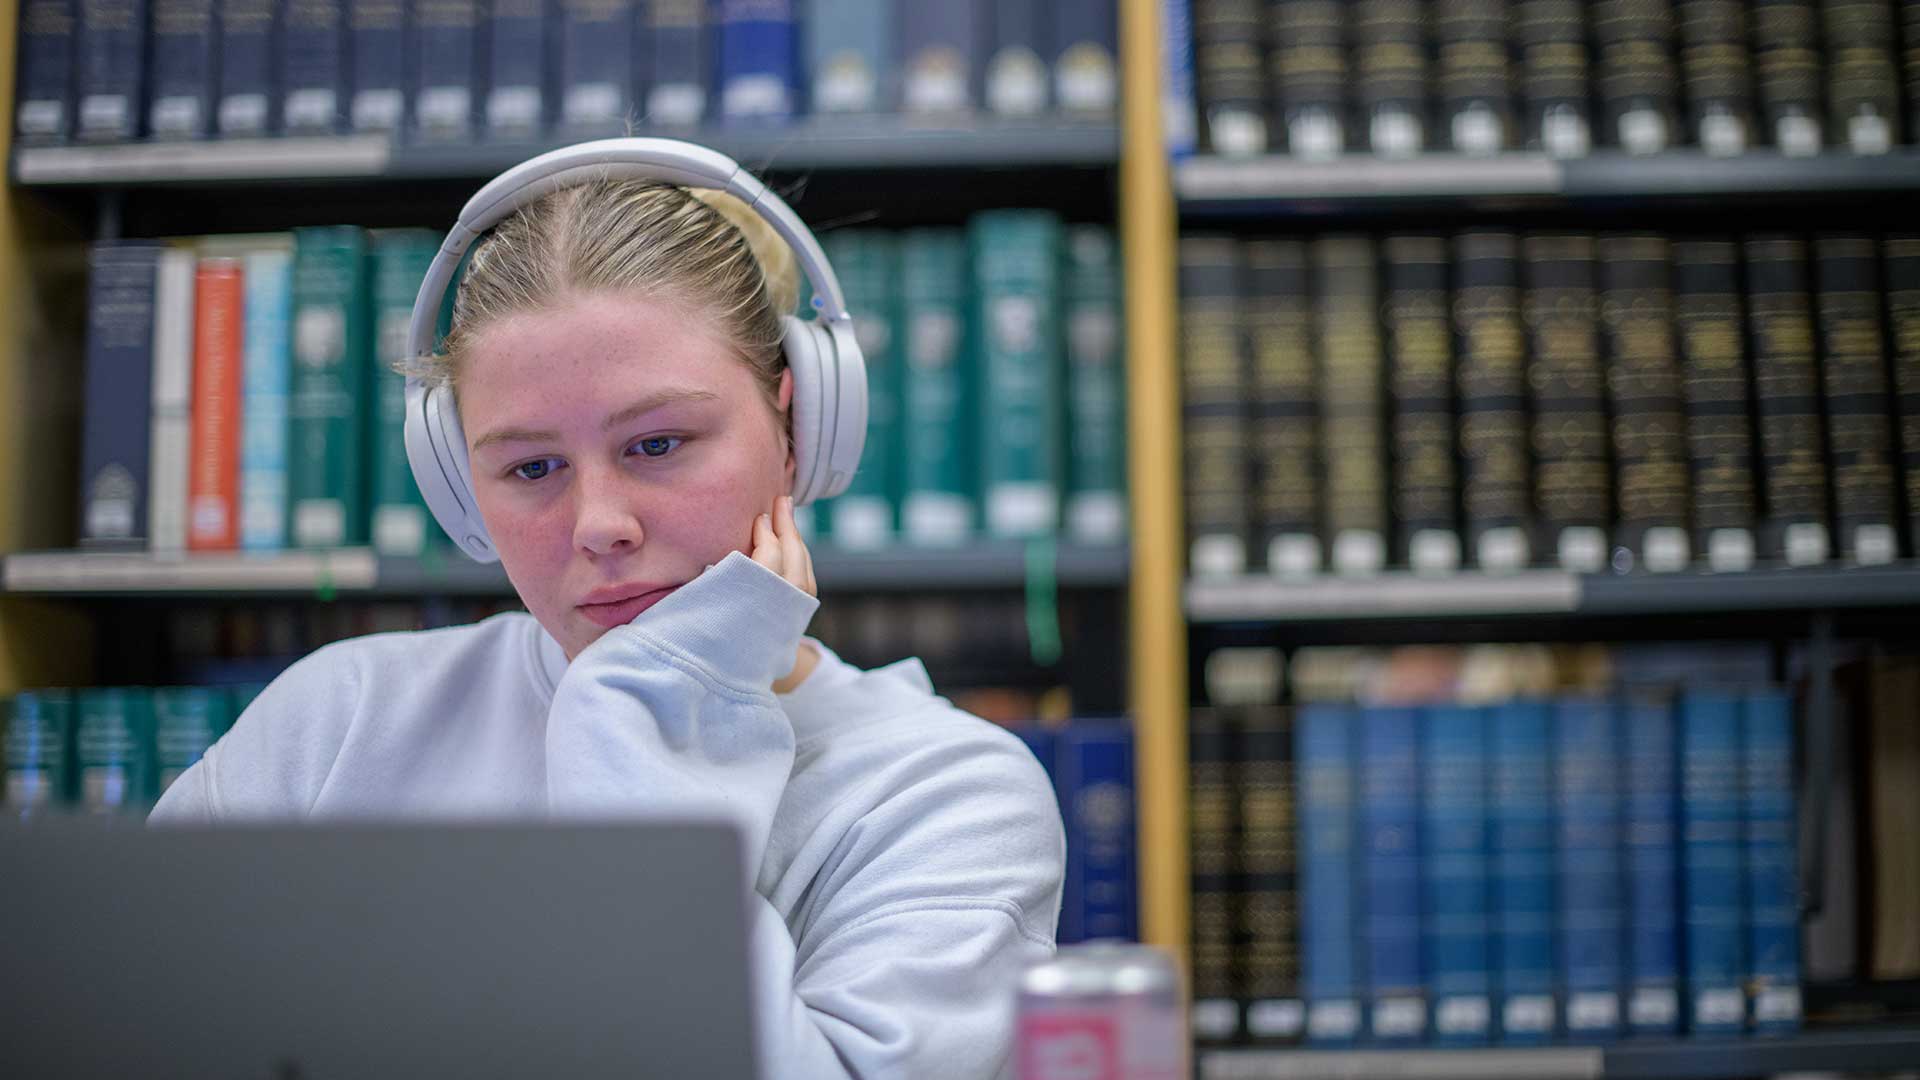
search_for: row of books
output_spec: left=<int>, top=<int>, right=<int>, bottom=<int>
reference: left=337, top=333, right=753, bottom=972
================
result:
left=1007, top=719, right=1138, bottom=946
left=14, top=0, right=1118, bottom=145
left=75, top=216, right=1127, bottom=559
left=3, top=684, right=255, bottom=816
left=1166, top=0, right=1920, bottom=159
left=1179, top=230, right=1920, bottom=579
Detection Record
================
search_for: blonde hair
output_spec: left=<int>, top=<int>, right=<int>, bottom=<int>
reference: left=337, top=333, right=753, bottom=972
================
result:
left=406, top=179, right=804, bottom=409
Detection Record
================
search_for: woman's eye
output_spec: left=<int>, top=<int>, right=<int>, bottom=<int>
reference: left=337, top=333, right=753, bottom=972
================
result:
left=512, top=458, right=561, bottom=481
left=632, top=436, right=682, bottom=459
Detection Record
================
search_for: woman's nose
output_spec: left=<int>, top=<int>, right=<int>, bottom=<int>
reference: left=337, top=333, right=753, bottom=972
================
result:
left=570, top=466, right=644, bottom=556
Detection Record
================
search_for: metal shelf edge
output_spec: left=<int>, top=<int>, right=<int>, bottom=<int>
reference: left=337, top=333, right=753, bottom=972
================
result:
left=1199, top=1046, right=1602, bottom=1080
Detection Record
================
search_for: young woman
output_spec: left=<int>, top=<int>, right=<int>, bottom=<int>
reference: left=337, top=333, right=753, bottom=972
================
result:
left=150, top=148, right=1068, bottom=1079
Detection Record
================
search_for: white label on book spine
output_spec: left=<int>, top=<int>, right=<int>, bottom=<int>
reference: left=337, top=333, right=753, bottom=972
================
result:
left=1477, top=526, right=1530, bottom=573
left=564, top=84, right=621, bottom=128
left=830, top=497, right=891, bottom=551
left=80, top=94, right=129, bottom=135
left=903, top=493, right=973, bottom=546
left=1700, top=110, right=1748, bottom=156
left=1567, top=992, right=1619, bottom=1032
left=904, top=49, right=968, bottom=113
left=1409, top=529, right=1461, bottom=575
left=1208, top=109, right=1268, bottom=157
left=1853, top=523, right=1897, bottom=565
left=1056, top=43, right=1116, bottom=112
left=1558, top=526, right=1606, bottom=573
left=1619, top=108, right=1668, bottom=155
left=987, top=484, right=1058, bottom=539
left=488, top=86, right=542, bottom=131
left=1289, top=108, right=1342, bottom=161
left=8, top=771, right=52, bottom=808
left=1246, top=999, right=1305, bottom=1039
left=648, top=84, right=705, bottom=127
left=1190, top=999, right=1240, bottom=1040
left=285, top=89, right=338, bottom=130
left=418, top=87, right=471, bottom=130
left=1503, top=995, right=1555, bottom=1035
left=295, top=500, right=347, bottom=548
left=219, top=93, right=269, bottom=135
left=150, top=96, right=202, bottom=137
left=1370, top=107, right=1422, bottom=158
left=1707, top=528, right=1754, bottom=573
left=814, top=54, right=876, bottom=113
left=1785, top=522, right=1830, bottom=566
left=1542, top=106, right=1591, bottom=158
left=1066, top=492, right=1126, bottom=546
left=723, top=74, right=790, bottom=120
left=987, top=48, right=1049, bottom=116
left=1306, top=1000, right=1361, bottom=1041
left=1268, top=533, right=1322, bottom=578
left=1373, top=997, right=1426, bottom=1038
left=1629, top=987, right=1679, bottom=1028
left=1776, top=114, right=1821, bottom=157
left=1753, top=985, right=1802, bottom=1023
left=1435, top=995, right=1491, bottom=1036
left=352, top=89, right=403, bottom=132
left=1452, top=105, right=1503, bottom=155
left=1643, top=526, right=1689, bottom=572
left=1190, top=535, right=1247, bottom=579
left=1694, top=987, right=1745, bottom=1027
left=18, top=100, right=63, bottom=136
left=373, top=505, right=427, bottom=557
left=1848, top=113, right=1892, bottom=155
left=1332, top=529, right=1385, bottom=576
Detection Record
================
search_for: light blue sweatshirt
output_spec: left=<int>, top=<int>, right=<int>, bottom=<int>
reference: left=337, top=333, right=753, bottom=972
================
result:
left=149, top=552, right=1067, bottom=1079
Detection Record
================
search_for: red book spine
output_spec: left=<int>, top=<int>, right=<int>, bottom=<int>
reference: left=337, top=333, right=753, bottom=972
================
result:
left=187, top=258, right=244, bottom=551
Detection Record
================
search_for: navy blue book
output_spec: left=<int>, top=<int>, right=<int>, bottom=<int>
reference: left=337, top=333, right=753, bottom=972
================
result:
left=896, top=0, right=979, bottom=114
left=1622, top=691, right=1681, bottom=1036
left=1012, top=725, right=1057, bottom=782
left=145, top=0, right=216, bottom=138
left=1554, top=696, right=1625, bottom=1042
left=15, top=0, right=78, bottom=143
left=1491, top=699, right=1556, bottom=1044
left=1743, top=689, right=1802, bottom=1033
left=1422, top=704, right=1491, bottom=1045
left=348, top=0, right=408, bottom=133
left=555, top=0, right=630, bottom=132
left=485, top=0, right=547, bottom=135
left=645, top=0, right=707, bottom=125
left=1051, top=0, right=1118, bottom=115
left=1360, top=705, right=1424, bottom=1043
left=1681, top=690, right=1746, bottom=1035
left=280, top=0, right=348, bottom=133
left=985, top=0, right=1048, bottom=117
left=413, top=0, right=481, bottom=139
left=1053, top=722, right=1136, bottom=945
left=716, top=0, right=797, bottom=122
left=78, top=243, right=164, bottom=546
left=218, top=0, right=277, bottom=136
left=74, top=0, right=146, bottom=139
left=1297, top=703, right=1362, bottom=1043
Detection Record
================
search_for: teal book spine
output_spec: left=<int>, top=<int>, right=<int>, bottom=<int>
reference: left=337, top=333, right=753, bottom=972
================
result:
left=153, top=685, right=229, bottom=795
left=75, top=687, right=156, bottom=814
left=240, top=245, right=293, bottom=551
left=370, top=231, right=439, bottom=556
left=288, top=226, right=372, bottom=548
left=971, top=209, right=1064, bottom=539
left=5, top=690, right=76, bottom=816
left=821, top=230, right=901, bottom=550
left=1063, top=225, right=1127, bottom=545
left=900, top=229, right=975, bottom=545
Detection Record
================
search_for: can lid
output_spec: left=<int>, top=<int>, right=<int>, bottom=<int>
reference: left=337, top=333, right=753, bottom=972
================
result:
left=1020, top=942, right=1178, bottom=997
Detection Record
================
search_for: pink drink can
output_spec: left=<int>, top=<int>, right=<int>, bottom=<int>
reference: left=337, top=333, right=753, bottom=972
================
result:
left=1014, top=942, right=1189, bottom=1080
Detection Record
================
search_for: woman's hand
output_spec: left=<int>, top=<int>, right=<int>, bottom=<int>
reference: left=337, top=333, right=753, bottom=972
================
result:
left=751, top=495, right=819, bottom=692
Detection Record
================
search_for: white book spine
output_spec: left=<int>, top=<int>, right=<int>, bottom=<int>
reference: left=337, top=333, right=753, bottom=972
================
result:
left=147, top=248, right=197, bottom=554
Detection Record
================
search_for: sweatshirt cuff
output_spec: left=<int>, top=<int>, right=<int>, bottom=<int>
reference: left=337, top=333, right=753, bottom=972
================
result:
left=606, top=550, right=819, bottom=693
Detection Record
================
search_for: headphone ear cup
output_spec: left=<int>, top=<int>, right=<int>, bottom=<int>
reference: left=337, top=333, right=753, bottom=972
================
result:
left=404, top=381, right=499, bottom=563
left=780, top=314, right=832, bottom=505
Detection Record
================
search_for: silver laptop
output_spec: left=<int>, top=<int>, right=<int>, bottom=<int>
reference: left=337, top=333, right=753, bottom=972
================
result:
left=0, top=818, right=760, bottom=1079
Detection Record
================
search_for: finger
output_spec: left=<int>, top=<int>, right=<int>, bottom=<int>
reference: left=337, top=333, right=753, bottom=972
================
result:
left=776, top=496, right=809, bottom=593
left=750, top=513, right=781, bottom=573
left=797, top=518, right=817, bottom=597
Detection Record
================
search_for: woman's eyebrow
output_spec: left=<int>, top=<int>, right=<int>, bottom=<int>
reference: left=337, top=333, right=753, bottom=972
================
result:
left=470, top=389, right=721, bottom=452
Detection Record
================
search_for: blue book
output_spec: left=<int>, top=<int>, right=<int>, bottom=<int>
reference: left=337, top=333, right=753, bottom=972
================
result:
left=555, top=0, right=631, bottom=131
left=79, top=243, right=164, bottom=546
left=240, top=247, right=293, bottom=551
left=15, top=0, right=78, bottom=143
left=805, top=0, right=888, bottom=114
left=896, top=0, right=979, bottom=114
left=74, top=0, right=147, bottom=139
left=717, top=0, right=797, bottom=122
left=485, top=0, right=547, bottom=135
left=1743, top=689, right=1802, bottom=1033
left=1622, top=692, right=1682, bottom=1036
left=146, top=0, right=217, bottom=138
left=1422, top=704, right=1491, bottom=1045
left=1052, top=722, right=1136, bottom=944
left=414, top=0, right=480, bottom=139
left=1159, top=0, right=1197, bottom=155
left=348, top=0, right=407, bottom=133
left=218, top=0, right=277, bottom=136
left=1681, top=690, right=1747, bottom=1035
left=1012, top=725, right=1057, bottom=783
left=644, top=0, right=707, bottom=125
left=1360, top=705, right=1424, bottom=1043
left=1491, top=700, right=1556, bottom=1043
left=985, top=0, right=1048, bottom=117
left=280, top=0, right=347, bottom=132
left=1297, top=703, right=1362, bottom=1044
left=1554, top=696, right=1625, bottom=1042
left=1052, top=0, right=1118, bottom=115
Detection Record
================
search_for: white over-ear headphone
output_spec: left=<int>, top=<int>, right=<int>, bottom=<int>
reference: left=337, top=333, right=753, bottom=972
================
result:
left=404, top=137, right=869, bottom=563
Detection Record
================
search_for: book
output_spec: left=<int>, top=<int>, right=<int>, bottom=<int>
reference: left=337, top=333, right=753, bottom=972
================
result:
left=1434, top=0, right=1511, bottom=154
left=1352, top=0, right=1427, bottom=156
left=1052, top=0, right=1119, bottom=115
left=288, top=227, right=372, bottom=549
left=1453, top=231, right=1533, bottom=572
left=1598, top=235, right=1691, bottom=572
left=898, top=0, right=979, bottom=114
left=1491, top=700, right=1556, bottom=1043
left=1743, top=688, right=1803, bottom=1031
left=370, top=232, right=439, bottom=557
left=645, top=0, right=708, bottom=126
left=1676, top=0, right=1754, bottom=154
left=79, top=242, right=163, bottom=546
left=414, top=0, right=480, bottom=140
left=1244, top=240, right=1320, bottom=576
left=1905, top=0, right=1920, bottom=144
left=218, top=0, right=277, bottom=136
left=1383, top=236, right=1461, bottom=575
left=1671, top=239, right=1759, bottom=572
left=985, top=0, right=1048, bottom=116
left=806, top=0, right=889, bottom=114
left=1888, top=236, right=1920, bottom=558
left=5, top=690, right=75, bottom=815
left=280, top=0, right=347, bottom=133
left=1592, top=0, right=1679, bottom=153
left=1179, top=236, right=1250, bottom=577
left=1822, top=0, right=1901, bottom=154
left=149, top=247, right=196, bottom=553
left=1297, top=702, right=1362, bottom=1043
left=1269, top=0, right=1346, bottom=158
left=154, top=685, right=232, bottom=795
left=146, top=0, right=218, bottom=138
left=718, top=0, right=798, bottom=121
left=1062, top=227, right=1127, bottom=546
left=15, top=0, right=78, bottom=143
left=1555, top=697, right=1625, bottom=1042
left=1238, top=701, right=1304, bottom=1042
left=1360, top=705, right=1424, bottom=1042
left=1522, top=234, right=1610, bottom=572
left=899, top=229, right=975, bottom=546
left=972, top=211, right=1063, bottom=539
left=1194, top=0, right=1269, bottom=155
left=1744, top=235, right=1832, bottom=565
left=348, top=0, right=407, bottom=133
left=821, top=231, right=901, bottom=550
left=1161, top=0, right=1200, bottom=156
left=1813, top=235, right=1901, bottom=565
left=1189, top=705, right=1242, bottom=1042
left=1515, top=0, right=1591, bottom=156
left=1422, top=704, right=1492, bottom=1045
left=188, top=258, right=245, bottom=551
left=74, top=0, right=146, bottom=139
left=1680, top=690, right=1746, bottom=1034
left=1621, top=691, right=1681, bottom=1035
left=75, top=687, right=156, bottom=814
left=1054, top=723, right=1138, bottom=944
left=1865, top=656, right=1920, bottom=979
left=1314, top=236, right=1388, bottom=576
left=1750, top=0, right=1823, bottom=154
left=240, top=244, right=294, bottom=551
left=486, top=0, right=548, bottom=137
left=555, top=0, right=635, bottom=132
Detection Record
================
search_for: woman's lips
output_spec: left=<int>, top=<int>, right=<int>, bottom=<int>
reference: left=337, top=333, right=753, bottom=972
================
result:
left=576, top=587, right=677, bottom=628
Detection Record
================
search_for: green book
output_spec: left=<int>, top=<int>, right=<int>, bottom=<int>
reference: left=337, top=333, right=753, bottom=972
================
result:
left=821, top=230, right=901, bottom=550
left=1062, top=225, right=1127, bottom=546
left=900, top=229, right=975, bottom=545
left=75, top=687, right=157, bottom=814
left=971, top=209, right=1064, bottom=539
left=154, top=685, right=230, bottom=797
left=288, top=226, right=373, bottom=548
left=370, top=230, right=440, bottom=557
left=5, top=690, right=75, bottom=815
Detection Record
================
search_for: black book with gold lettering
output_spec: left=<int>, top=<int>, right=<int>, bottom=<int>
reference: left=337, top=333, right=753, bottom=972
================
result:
left=1822, top=0, right=1902, bottom=154
left=1237, top=697, right=1302, bottom=1043
left=1814, top=235, right=1900, bottom=564
left=1314, top=236, right=1389, bottom=575
left=1189, top=703, right=1243, bottom=1044
left=1269, top=0, right=1348, bottom=157
left=1903, top=1, right=1920, bottom=143
left=1352, top=0, right=1428, bottom=156
left=1744, top=235, right=1832, bottom=564
left=1245, top=240, right=1323, bottom=576
left=1888, top=236, right=1920, bottom=557
left=1676, top=0, right=1755, bottom=153
left=1593, top=0, right=1680, bottom=153
left=1514, top=0, right=1592, bottom=155
left=1384, top=235, right=1461, bottom=574
left=1671, top=239, right=1759, bottom=571
left=1196, top=0, right=1271, bottom=155
left=1453, top=231, right=1534, bottom=571
left=1523, top=234, right=1611, bottom=571
left=1750, top=0, right=1823, bottom=153
left=1182, top=236, right=1253, bottom=578
left=1435, top=0, right=1512, bottom=154
left=1599, top=235, right=1692, bottom=571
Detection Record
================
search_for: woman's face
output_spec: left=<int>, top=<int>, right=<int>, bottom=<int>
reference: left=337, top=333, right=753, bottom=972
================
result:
left=458, top=291, right=794, bottom=660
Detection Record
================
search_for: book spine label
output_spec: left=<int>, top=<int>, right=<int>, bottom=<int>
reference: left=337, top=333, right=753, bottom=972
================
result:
left=1493, top=701, right=1556, bottom=1042
left=1422, top=705, right=1492, bottom=1045
left=1052, top=0, right=1118, bottom=114
left=1814, top=236, right=1900, bottom=564
left=371, top=233, right=438, bottom=556
left=1161, top=0, right=1199, bottom=155
left=897, top=0, right=978, bottom=113
left=1055, top=725, right=1138, bottom=944
left=5, top=692, right=76, bottom=811
left=985, top=0, right=1047, bottom=116
left=75, top=687, right=156, bottom=813
left=1887, top=236, right=1920, bottom=557
left=1555, top=698, right=1625, bottom=1041
left=1269, top=0, right=1346, bottom=153
left=1245, top=240, right=1319, bottom=572
left=647, top=0, right=708, bottom=125
left=1297, top=703, right=1362, bottom=1043
left=1238, top=704, right=1304, bottom=1041
left=240, top=248, right=292, bottom=551
left=413, top=0, right=479, bottom=138
left=486, top=0, right=547, bottom=135
left=1315, top=236, right=1388, bottom=574
left=1672, top=239, right=1758, bottom=567
left=1751, top=0, right=1822, bottom=150
left=807, top=0, right=889, bottom=114
left=1515, top=0, right=1591, bottom=153
left=348, top=0, right=407, bottom=132
left=821, top=231, right=902, bottom=549
left=149, top=248, right=196, bottom=552
left=16, top=0, right=78, bottom=142
left=717, top=0, right=796, bottom=120
left=1523, top=234, right=1611, bottom=569
left=188, top=259, right=245, bottom=551
left=280, top=0, right=347, bottom=132
left=900, top=229, right=975, bottom=544
left=288, top=228, right=371, bottom=548
left=1063, top=227, right=1127, bottom=546
left=1592, top=0, right=1679, bottom=152
left=1599, top=235, right=1691, bottom=569
left=973, top=211, right=1063, bottom=539
left=1189, top=706, right=1241, bottom=1038
left=1353, top=0, right=1427, bottom=153
left=1434, top=0, right=1512, bottom=152
left=1823, top=0, right=1901, bottom=151
left=219, top=0, right=278, bottom=136
left=1195, top=0, right=1270, bottom=154
left=1682, top=691, right=1747, bottom=1034
left=147, top=0, right=217, bottom=138
left=557, top=0, right=635, bottom=130
left=1744, top=689, right=1803, bottom=1031
left=79, top=242, right=163, bottom=545
left=1676, top=0, right=1754, bottom=152
left=1745, top=235, right=1831, bottom=562
left=153, top=686, right=226, bottom=794
left=1454, top=231, right=1533, bottom=569
left=75, top=0, right=146, bottom=139
left=1181, top=235, right=1251, bottom=576
left=1622, top=693, right=1681, bottom=1035
left=1362, top=706, right=1425, bottom=1041
left=1384, top=236, right=1459, bottom=572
